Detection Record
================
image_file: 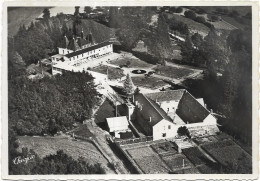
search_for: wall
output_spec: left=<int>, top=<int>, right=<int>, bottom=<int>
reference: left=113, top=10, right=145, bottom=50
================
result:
left=152, top=119, right=179, bottom=140
left=58, top=48, right=73, bottom=55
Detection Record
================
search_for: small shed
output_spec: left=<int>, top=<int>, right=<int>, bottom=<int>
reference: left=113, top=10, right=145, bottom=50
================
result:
left=106, top=116, right=130, bottom=138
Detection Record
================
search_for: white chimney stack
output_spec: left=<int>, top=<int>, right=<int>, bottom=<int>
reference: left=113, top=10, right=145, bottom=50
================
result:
left=149, top=117, right=152, bottom=122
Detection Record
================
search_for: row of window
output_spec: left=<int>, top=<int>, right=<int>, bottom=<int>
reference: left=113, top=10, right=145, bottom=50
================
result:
left=69, top=45, right=112, bottom=60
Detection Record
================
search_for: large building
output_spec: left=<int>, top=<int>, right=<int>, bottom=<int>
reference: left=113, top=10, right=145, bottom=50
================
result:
left=131, top=89, right=219, bottom=141
left=51, top=31, right=113, bottom=75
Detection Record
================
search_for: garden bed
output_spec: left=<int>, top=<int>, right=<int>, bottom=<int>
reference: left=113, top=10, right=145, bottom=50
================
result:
left=151, top=142, right=177, bottom=155
left=162, top=154, right=193, bottom=171
left=134, top=156, right=170, bottom=174
left=182, top=147, right=209, bottom=166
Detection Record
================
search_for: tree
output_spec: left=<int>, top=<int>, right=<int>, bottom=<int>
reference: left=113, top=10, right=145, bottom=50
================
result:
left=74, top=6, right=80, bottom=17
left=42, top=8, right=50, bottom=20
left=169, top=7, right=176, bottom=13
left=195, top=16, right=206, bottom=24
left=84, top=6, right=92, bottom=14
left=184, top=10, right=196, bottom=20
left=177, top=126, right=190, bottom=138
left=123, top=74, right=135, bottom=96
left=191, top=32, right=203, bottom=48
left=176, top=7, right=183, bottom=13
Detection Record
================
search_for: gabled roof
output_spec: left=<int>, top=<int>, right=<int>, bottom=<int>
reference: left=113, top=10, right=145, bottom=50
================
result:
left=135, top=89, right=212, bottom=127
left=106, top=116, right=129, bottom=132
left=176, top=91, right=210, bottom=124
left=65, top=41, right=112, bottom=58
left=145, top=89, right=185, bottom=103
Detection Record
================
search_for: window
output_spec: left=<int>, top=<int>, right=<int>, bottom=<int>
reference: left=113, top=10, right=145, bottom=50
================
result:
left=162, top=133, right=166, bottom=137
left=168, top=125, right=171, bottom=129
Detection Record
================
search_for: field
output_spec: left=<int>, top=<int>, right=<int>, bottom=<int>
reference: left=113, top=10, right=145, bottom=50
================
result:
left=91, top=65, right=125, bottom=80
left=221, top=16, right=249, bottom=30
left=71, top=124, right=93, bottom=138
left=8, top=7, right=47, bottom=36
left=17, top=135, right=114, bottom=173
left=210, top=19, right=237, bottom=30
left=167, top=14, right=210, bottom=37
left=108, top=56, right=153, bottom=68
left=132, top=76, right=168, bottom=89
left=154, top=66, right=195, bottom=79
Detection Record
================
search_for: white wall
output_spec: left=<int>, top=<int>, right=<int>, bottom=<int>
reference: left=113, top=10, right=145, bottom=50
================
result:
left=58, top=48, right=73, bottom=55
left=153, top=119, right=179, bottom=141
left=159, top=101, right=179, bottom=115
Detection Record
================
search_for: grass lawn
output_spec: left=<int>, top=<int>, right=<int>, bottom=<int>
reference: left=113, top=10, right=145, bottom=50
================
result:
left=154, top=66, right=195, bottom=79
left=17, top=136, right=109, bottom=166
left=95, top=99, right=115, bottom=124
left=72, top=124, right=93, bottom=138
left=108, top=57, right=153, bottom=68
left=91, top=65, right=125, bottom=80
left=132, top=76, right=168, bottom=90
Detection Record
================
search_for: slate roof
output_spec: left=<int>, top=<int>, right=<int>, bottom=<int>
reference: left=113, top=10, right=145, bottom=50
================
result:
left=65, top=41, right=112, bottom=58
left=176, top=91, right=210, bottom=124
left=67, top=38, right=81, bottom=51
left=135, top=89, right=211, bottom=127
left=145, top=89, right=185, bottom=103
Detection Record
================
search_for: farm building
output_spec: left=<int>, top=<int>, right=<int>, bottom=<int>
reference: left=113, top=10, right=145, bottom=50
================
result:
left=131, top=89, right=219, bottom=140
left=106, top=116, right=132, bottom=139
left=51, top=30, right=113, bottom=75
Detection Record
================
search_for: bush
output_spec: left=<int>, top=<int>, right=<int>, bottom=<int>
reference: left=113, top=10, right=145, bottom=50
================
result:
left=169, top=7, right=176, bottom=13
left=184, top=10, right=196, bottom=20
left=195, top=16, right=206, bottom=24
left=197, top=8, right=206, bottom=14
left=175, top=7, right=183, bottom=13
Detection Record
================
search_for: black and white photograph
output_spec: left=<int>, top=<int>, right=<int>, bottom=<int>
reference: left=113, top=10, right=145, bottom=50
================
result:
left=2, top=1, right=259, bottom=180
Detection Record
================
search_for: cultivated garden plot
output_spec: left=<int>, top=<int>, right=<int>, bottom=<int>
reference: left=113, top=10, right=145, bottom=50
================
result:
left=182, top=147, right=210, bottom=166
left=127, top=146, right=155, bottom=159
left=150, top=142, right=178, bottom=155
left=134, top=156, right=171, bottom=174
left=154, top=66, right=196, bottom=79
left=91, top=65, right=125, bottom=80
left=202, top=144, right=252, bottom=168
left=132, top=76, right=168, bottom=90
left=162, top=154, right=193, bottom=171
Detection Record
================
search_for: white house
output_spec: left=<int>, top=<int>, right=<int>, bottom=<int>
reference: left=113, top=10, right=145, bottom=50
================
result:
left=132, top=89, right=219, bottom=141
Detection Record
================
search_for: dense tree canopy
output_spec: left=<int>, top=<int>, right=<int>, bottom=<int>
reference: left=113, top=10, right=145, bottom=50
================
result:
left=9, top=67, right=99, bottom=136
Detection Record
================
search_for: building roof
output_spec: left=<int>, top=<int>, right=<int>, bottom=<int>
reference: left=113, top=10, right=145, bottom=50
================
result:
left=65, top=41, right=112, bottom=58
left=67, top=38, right=81, bottom=51
left=145, top=89, right=185, bottom=103
left=106, top=116, right=129, bottom=132
left=135, top=89, right=212, bottom=127
left=176, top=91, right=210, bottom=124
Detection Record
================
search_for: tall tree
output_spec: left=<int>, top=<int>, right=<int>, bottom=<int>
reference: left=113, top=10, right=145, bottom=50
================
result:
left=42, top=8, right=50, bottom=20
left=123, top=74, right=135, bottom=96
left=84, top=6, right=92, bottom=14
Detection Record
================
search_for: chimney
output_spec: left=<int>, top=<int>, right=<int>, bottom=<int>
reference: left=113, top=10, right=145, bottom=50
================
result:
left=210, top=109, right=213, bottom=113
left=205, top=104, right=207, bottom=109
left=149, top=117, right=152, bottom=122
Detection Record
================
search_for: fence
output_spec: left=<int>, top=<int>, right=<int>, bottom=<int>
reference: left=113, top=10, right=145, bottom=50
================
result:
left=115, top=136, right=153, bottom=145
